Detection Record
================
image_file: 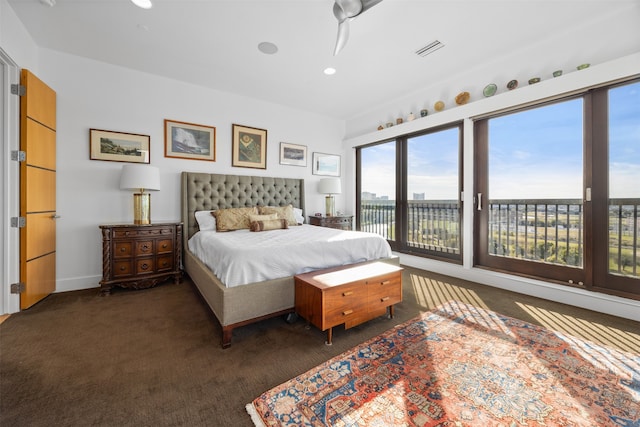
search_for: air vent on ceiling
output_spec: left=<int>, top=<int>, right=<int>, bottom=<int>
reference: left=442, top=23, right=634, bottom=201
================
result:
left=415, top=40, right=444, bottom=57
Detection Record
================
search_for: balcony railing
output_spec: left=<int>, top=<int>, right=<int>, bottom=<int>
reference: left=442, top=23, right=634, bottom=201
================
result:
left=360, top=200, right=460, bottom=255
left=488, top=199, right=584, bottom=267
left=360, top=198, right=640, bottom=277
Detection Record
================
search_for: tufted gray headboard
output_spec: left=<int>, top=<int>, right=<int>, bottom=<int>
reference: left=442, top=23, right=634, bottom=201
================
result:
left=181, top=172, right=305, bottom=244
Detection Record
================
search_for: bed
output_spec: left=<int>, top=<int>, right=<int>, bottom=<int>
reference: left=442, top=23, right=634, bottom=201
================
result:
left=181, top=172, right=398, bottom=348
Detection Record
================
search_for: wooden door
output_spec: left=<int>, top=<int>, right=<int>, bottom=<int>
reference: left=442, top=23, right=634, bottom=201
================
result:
left=19, top=69, right=57, bottom=309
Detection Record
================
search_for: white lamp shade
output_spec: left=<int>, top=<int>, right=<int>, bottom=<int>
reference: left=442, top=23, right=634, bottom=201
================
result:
left=318, top=178, right=341, bottom=195
left=120, top=164, right=161, bottom=192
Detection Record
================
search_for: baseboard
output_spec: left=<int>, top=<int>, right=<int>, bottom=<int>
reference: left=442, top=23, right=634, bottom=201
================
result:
left=55, top=275, right=101, bottom=293
left=398, top=253, right=640, bottom=322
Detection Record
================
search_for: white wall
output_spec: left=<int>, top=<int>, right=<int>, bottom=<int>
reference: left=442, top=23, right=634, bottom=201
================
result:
left=343, top=53, right=640, bottom=322
left=29, top=48, right=346, bottom=294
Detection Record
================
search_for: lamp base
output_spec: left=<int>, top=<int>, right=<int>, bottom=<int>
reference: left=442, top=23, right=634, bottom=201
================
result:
left=133, top=192, right=151, bottom=224
left=325, top=195, right=335, bottom=217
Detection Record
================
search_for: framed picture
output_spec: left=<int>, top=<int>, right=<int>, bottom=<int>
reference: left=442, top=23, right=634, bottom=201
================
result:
left=90, top=129, right=150, bottom=163
left=312, top=152, right=341, bottom=176
left=164, top=119, right=216, bottom=161
left=232, top=124, right=267, bottom=169
left=279, top=142, right=307, bottom=167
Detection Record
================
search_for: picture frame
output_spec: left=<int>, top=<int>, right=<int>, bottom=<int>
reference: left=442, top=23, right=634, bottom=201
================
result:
left=164, top=119, right=216, bottom=161
left=232, top=124, right=267, bottom=169
left=312, top=152, right=341, bottom=176
left=89, top=129, right=150, bottom=164
left=279, top=142, right=307, bottom=167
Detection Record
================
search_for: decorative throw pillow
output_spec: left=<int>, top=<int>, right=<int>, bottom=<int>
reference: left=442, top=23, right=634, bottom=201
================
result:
left=250, top=218, right=289, bottom=232
left=194, top=210, right=217, bottom=231
left=258, top=205, right=298, bottom=226
left=293, top=207, right=304, bottom=224
left=213, top=207, right=258, bottom=231
left=249, top=213, right=278, bottom=223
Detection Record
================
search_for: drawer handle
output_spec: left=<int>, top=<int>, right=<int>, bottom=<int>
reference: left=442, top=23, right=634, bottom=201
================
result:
left=380, top=280, right=391, bottom=285
left=161, top=261, right=168, bottom=267
left=141, top=263, right=149, bottom=270
left=142, top=244, right=150, bottom=251
left=120, top=247, right=126, bottom=252
left=342, top=309, right=353, bottom=316
left=120, top=266, right=126, bottom=271
left=380, top=296, right=390, bottom=302
left=162, top=244, right=168, bottom=249
left=342, top=291, right=353, bottom=296
left=124, top=231, right=130, bottom=236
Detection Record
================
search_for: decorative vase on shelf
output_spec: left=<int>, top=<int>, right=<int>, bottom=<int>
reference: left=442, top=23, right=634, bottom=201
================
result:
left=420, top=109, right=428, bottom=117
left=407, top=112, right=415, bottom=121
left=396, top=117, right=403, bottom=125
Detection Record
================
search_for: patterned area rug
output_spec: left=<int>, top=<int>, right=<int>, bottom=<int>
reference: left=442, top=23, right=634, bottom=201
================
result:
left=247, top=301, right=639, bottom=426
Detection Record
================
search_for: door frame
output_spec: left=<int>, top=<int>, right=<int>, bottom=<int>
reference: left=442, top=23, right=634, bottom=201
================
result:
left=1, top=48, right=21, bottom=315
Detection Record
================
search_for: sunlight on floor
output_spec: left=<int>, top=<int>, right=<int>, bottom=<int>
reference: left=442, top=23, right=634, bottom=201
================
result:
left=409, top=273, right=489, bottom=311
left=0, top=314, right=10, bottom=325
left=516, top=302, right=640, bottom=354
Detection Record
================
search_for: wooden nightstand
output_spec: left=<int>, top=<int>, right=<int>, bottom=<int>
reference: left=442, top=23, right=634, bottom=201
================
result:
left=99, top=222, right=182, bottom=295
left=308, top=215, right=353, bottom=230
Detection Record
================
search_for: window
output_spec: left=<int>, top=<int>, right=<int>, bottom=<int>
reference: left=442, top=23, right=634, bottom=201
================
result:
left=358, top=140, right=397, bottom=248
left=475, top=79, right=640, bottom=299
left=357, top=125, right=462, bottom=262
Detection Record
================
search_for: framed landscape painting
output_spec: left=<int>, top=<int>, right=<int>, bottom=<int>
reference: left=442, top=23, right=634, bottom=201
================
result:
left=279, top=142, right=307, bottom=167
left=90, top=129, right=150, bottom=163
left=232, top=124, right=267, bottom=169
left=164, top=119, right=216, bottom=161
left=312, top=152, right=340, bottom=176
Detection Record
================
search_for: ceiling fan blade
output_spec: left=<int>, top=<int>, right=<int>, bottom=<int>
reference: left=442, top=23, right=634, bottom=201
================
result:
left=360, top=0, right=383, bottom=14
left=333, top=19, right=351, bottom=56
left=331, top=0, right=382, bottom=56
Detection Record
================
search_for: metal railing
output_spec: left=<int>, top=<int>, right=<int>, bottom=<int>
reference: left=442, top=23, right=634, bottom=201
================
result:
left=360, top=201, right=460, bottom=254
left=360, top=198, right=639, bottom=277
left=488, top=199, right=584, bottom=266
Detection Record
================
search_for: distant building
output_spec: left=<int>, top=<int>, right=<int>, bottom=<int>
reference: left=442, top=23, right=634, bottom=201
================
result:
left=413, top=192, right=425, bottom=200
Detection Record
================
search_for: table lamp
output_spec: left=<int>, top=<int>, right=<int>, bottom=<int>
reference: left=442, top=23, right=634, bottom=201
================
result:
left=120, top=164, right=160, bottom=224
left=318, top=177, right=341, bottom=217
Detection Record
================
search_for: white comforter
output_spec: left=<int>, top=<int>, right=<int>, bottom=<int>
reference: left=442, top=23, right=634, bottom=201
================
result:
left=188, top=224, right=393, bottom=287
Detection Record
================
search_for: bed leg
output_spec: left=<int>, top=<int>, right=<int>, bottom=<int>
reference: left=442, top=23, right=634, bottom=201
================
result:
left=221, top=327, right=233, bottom=349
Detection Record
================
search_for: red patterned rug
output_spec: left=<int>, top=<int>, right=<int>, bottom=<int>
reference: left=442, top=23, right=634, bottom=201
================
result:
left=247, top=301, right=639, bottom=426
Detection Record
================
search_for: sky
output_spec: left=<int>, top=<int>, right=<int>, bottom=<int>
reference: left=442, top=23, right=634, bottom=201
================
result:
left=361, top=80, right=639, bottom=201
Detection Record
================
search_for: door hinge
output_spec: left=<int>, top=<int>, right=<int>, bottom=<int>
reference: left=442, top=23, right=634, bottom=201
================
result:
left=11, top=150, right=26, bottom=162
left=11, top=84, right=26, bottom=96
left=11, top=282, right=25, bottom=294
left=10, top=217, right=26, bottom=228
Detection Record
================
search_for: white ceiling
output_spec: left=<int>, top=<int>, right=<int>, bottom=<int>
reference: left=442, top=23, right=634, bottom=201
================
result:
left=7, top=0, right=640, bottom=121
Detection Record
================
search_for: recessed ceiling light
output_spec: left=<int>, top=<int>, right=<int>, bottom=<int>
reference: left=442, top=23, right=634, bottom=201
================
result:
left=131, top=0, right=153, bottom=9
left=324, top=67, right=336, bottom=76
left=258, top=42, right=278, bottom=55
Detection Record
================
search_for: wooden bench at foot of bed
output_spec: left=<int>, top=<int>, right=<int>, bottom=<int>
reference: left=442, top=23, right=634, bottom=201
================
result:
left=294, top=261, right=403, bottom=345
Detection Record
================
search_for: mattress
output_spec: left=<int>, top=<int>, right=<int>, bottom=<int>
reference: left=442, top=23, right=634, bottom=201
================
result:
left=188, top=224, right=393, bottom=287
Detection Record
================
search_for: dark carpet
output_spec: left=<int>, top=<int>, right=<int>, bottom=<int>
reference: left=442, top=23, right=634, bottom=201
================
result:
left=1, top=266, right=638, bottom=426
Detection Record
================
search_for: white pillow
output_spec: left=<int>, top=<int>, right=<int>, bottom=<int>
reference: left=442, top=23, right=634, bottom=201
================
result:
left=194, top=210, right=217, bottom=231
left=293, top=207, right=304, bottom=224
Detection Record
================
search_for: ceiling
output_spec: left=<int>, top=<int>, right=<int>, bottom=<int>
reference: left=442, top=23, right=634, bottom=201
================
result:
left=7, top=0, right=640, bottom=121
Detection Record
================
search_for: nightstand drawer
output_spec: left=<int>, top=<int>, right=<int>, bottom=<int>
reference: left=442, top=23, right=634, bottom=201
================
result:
left=135, top=240, right=154, bottom=256
left=157, top=239, right=173, bottom=254
left=136, top=258, right=155, bottom=274
left=114, top=242, right=133, bottom=258
left=157, top=256, right=174, bottom=272
left=114, top=260, right=133, bottom=277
